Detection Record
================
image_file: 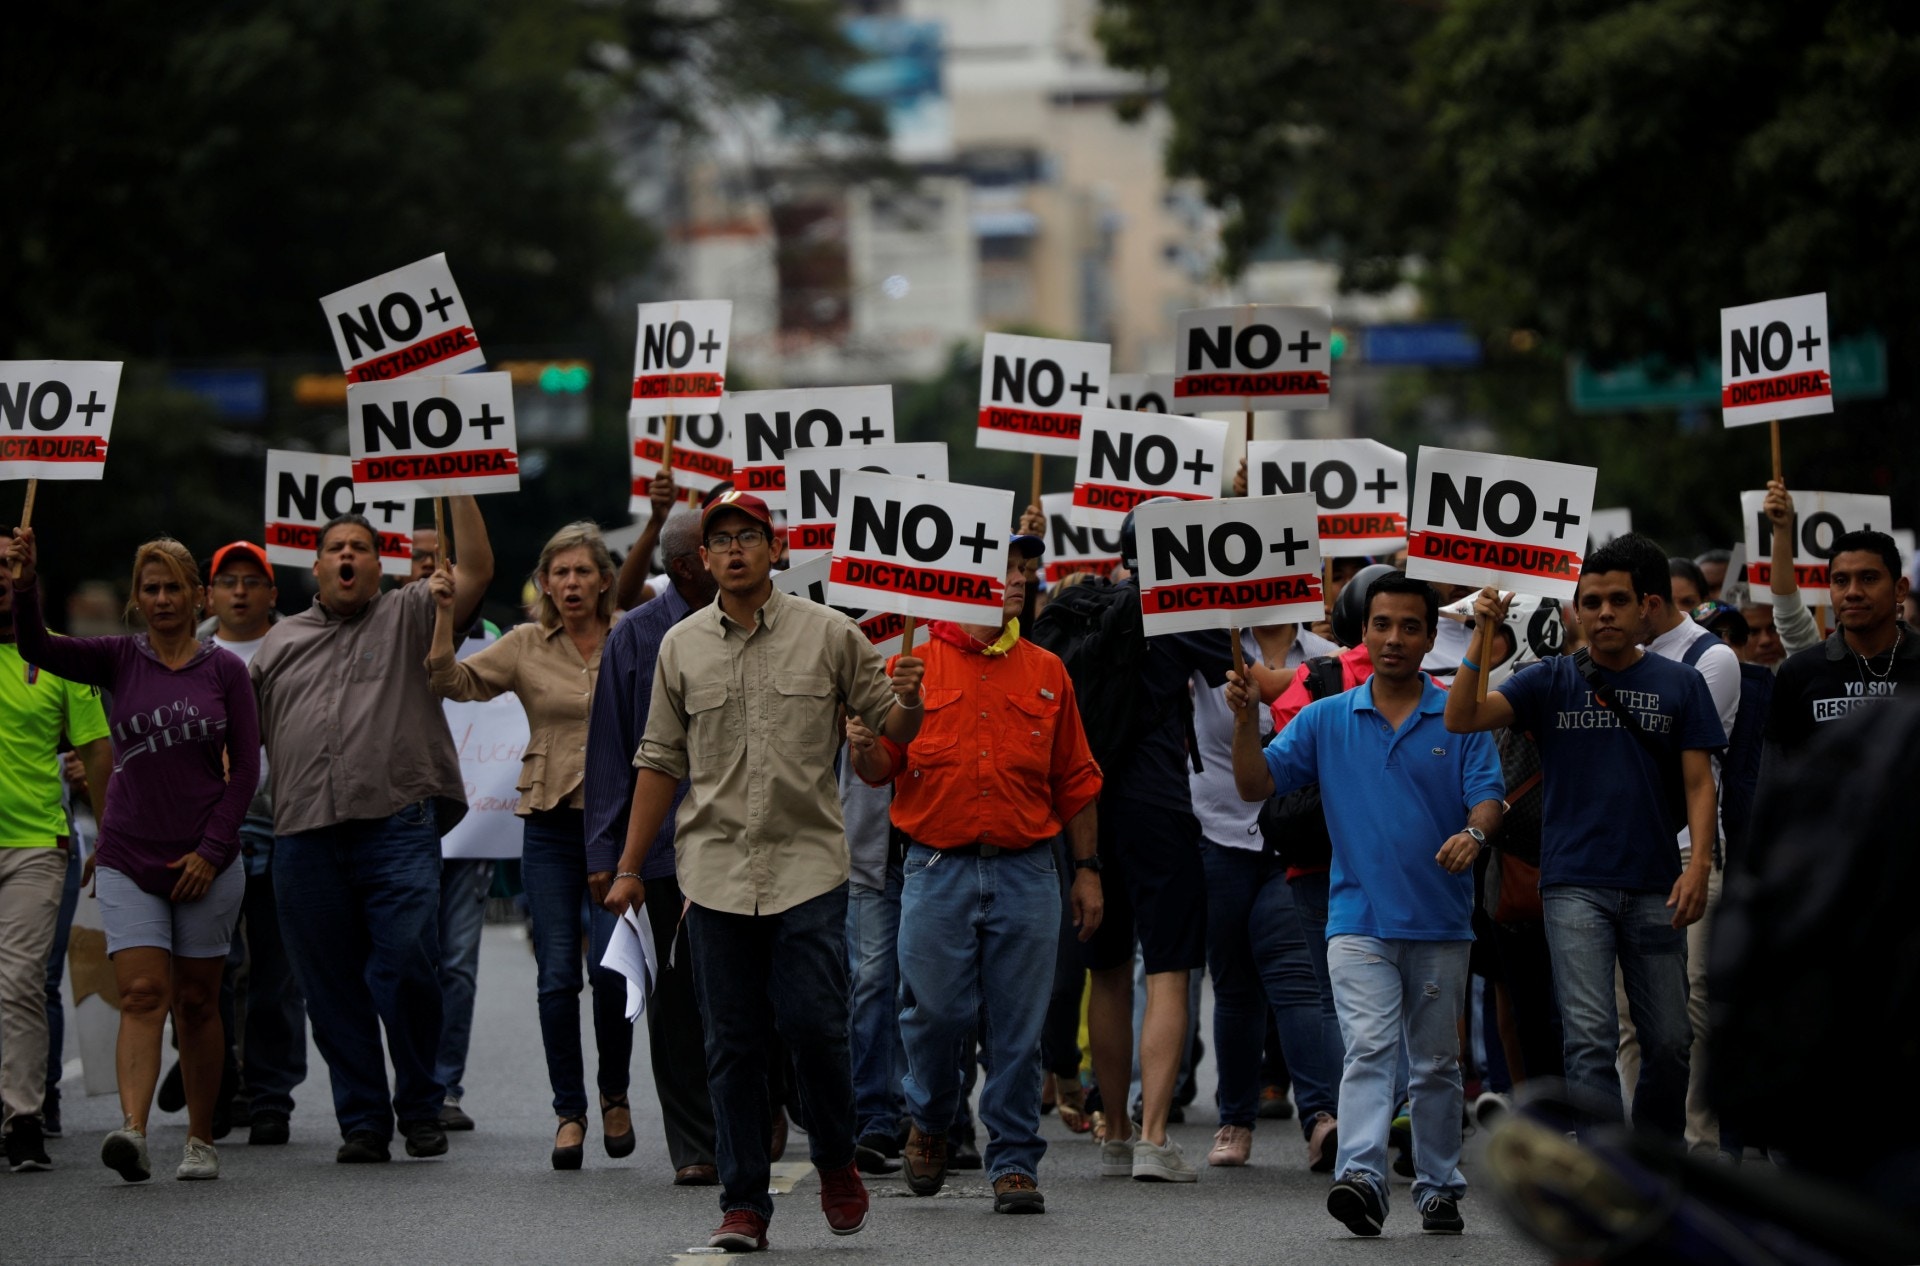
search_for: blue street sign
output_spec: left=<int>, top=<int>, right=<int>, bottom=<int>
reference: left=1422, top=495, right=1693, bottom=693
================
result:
left=1361, top=322, right=1483, bottom=367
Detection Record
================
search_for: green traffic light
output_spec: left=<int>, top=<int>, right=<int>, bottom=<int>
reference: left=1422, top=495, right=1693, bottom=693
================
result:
left=1330, top=330, right=1349, bottom=360
left=538, top=364, right=591, bottom=393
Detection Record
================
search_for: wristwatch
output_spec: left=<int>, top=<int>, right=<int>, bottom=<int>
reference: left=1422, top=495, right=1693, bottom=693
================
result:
left=1071, top=856, right=1104, bottom=874
left=1464, top=827, right=1486, bottom=845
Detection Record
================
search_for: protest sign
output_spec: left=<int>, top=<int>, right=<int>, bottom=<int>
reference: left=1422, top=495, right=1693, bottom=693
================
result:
left=828, top=472, right=1013, bottom=626
left=1173, top=306, right=1332, bottom=412
left=1135, top=495, right=1325, bottom=636
left=1039, top=491, right=1123, bottom=583
left=1406, top=447, right=1597, bottom=603
left=1105, top=372, right=1174, bottom=414
left=976, top=333, right=1111, bottom=457
left=1244, top=438, right=1408, bottom=554
left=1589, top=507, right=1633, bottom=552
left=439, top=629, right=531, bottom=860
left=1738, top=488, right=1892, bottom=606
left=630, top=409, right=731, bottom=507
left=347, top=372, right=519, bottom=499
left=723, top=385, right=894, bottom=514
left=774, top=555, right=910, bottom=660
left=1721, top=292, right=1832, bottom=430
left=320, top=254, right=484, bottom=383
left=263, top=449, right=413, bottom=575
left=785, top=441, right=948, bottom=564
left=629, top=300, right=731, bottom=409
left=0, top=360, right=122, bottom=481
left=1070, top=407, right=1227, bottom=529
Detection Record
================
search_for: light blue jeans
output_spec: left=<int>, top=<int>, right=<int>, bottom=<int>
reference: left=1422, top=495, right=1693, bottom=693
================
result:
left=1327, top=935, right=1470, bottom=1212
left=845, top=860, right=906, bottom=1141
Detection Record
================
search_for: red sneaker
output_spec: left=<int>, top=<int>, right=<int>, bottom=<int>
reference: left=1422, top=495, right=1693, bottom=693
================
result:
left=707, top=1209, right=768, bottom=1252
left=818, top=1161, right=870, bottom=1236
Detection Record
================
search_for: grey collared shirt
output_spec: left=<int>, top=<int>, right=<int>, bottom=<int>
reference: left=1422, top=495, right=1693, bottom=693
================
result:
left=636, top=585, right=898, bottom=916
left=250, top=582, right=466, bottom=837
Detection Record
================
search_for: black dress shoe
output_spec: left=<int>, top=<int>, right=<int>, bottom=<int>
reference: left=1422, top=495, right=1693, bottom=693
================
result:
left=157, top=1062, right=186, bottom=1113
left=401, top=1118, right=448, bottom=1158
left=949, top=1131, right=983, bottom=1171
left=336, top=1131, right=390, bottom=1163
left=438, top=1099, right=476, bottom=1131
left=855, top=1132, right=902, bottom=1174
left=248, top=1113, right=290, bottom=1146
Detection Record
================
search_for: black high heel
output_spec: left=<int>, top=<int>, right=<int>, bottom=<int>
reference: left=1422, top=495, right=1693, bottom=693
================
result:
left=602, top=1093, right=636, bottom=1159
left=552, top=1114, right=588, bottom=1170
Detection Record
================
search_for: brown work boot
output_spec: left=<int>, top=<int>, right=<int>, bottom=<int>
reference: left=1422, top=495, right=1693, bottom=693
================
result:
left=992, top=1170, right=1046, bottom=1214
left=902, top=1124, right=948, bottom=1196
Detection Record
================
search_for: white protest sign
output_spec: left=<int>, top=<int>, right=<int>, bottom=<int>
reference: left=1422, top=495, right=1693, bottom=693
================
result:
left=774, top=555, right=910, bottom=660
left=1244, top=438, right=1408, bottom=555
left=1174, top=306, right=1332, bottom=411
left=828, top=472, right=1013, bottom=626
left=785, top=442, right=948, bottom=565
left=263, top=450, right=413, bottom=575
left=630, top=408, right=731, bottom=507
left=630, top=300, right=731, bottom=412
left=1071, top=407, right=1228, bottom=529
left=319, top=254, right=485, bottom=383
left=1721, top=292, right=1832, bottom=428
left=976, top=333, right=1112, bottom=457
left=1039, top=491, right=1123, bottom=584
left=1105, top=372, right=1175, bottom=414
left=1589, top=507, right=1633, bottom=552
left=1738, top=488, right=1892, bottom=606
left=439, top=639, right=531, bottom=860
left=0, top=361, right=122, bottom=481
left=1135, top=495, right=1325, bottom=636
left=1406, top=447, right=1597, bottom=602
left=723, top=385, right=894, bottom=514
left=347, top=372, right=519, bottom=499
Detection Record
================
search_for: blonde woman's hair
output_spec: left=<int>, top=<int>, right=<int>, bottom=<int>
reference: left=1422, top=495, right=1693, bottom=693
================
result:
left=531, top=521, right=615, bottom=629
left=124, top=537, right=201, bottom=621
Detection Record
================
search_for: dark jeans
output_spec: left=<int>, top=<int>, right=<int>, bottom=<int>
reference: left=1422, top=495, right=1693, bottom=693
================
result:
left=1041, top=835, right=1085, bottom=1081
left=436, top=858, right=494, bottom=1102
left=1201, top=843, right=1340, bottom=1133
left=43, top=841, right=81, bottom=1097
left=688, top=885, right=856, bottom=1221
left=231, top=824, right=308, bottom=1118
left=520, top=808, right=630, bottom=1118
left=275, top=802, right=444, bottom=1141
left=642, top=872, right=716, bottom=1168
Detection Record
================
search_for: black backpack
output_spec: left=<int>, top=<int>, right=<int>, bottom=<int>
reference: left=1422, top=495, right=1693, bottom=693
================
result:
left=1255, top=654, right=1346, bottom=870
left=1029, top=577, right=1165, bottom=775
left=1681, top=637, right=1772, bottom=868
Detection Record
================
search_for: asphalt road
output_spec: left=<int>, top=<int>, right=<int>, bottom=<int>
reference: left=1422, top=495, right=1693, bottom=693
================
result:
left=7, top=922, right=1555, bottom=1265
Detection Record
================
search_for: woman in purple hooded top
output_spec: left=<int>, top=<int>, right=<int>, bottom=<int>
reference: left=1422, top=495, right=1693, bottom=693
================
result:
left=8, top=529, right=258, bottom=1184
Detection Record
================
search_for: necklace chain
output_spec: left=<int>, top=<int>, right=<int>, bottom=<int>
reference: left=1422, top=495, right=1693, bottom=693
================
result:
left=1852, top=626, right=1903, bottom=682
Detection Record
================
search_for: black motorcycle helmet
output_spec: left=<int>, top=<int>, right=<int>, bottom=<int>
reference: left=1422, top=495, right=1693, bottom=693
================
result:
left=1330, top=562, right=1398, bottom=648
left=1118, top=496, right=1183, bottom=572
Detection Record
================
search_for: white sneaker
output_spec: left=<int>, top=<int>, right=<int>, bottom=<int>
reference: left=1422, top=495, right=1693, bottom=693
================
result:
left=1131, top=1137, right=1197, bottom=1183
left=1098, top=1131, right=1136, bottom=1178
left=176, top=1136, right=219, bottom=1180
left=102, top=1125, right=151, bottom=1182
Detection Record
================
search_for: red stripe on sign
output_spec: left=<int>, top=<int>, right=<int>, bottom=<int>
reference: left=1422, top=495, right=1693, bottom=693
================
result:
left=829, top=556, right=1004, bottom=607
left=1320, top=511, right=1408, bottom=541
left=1407, top=530, right=1582, bottom=580
left=1071, top=483, right=1210, bottom=515
left=978, top=406, right=1081, bottom=441
left=1745, top=561, right=1829, bottom=590
left=352, top=448, right=519, bottom=483
left=632, top=438, right=733, bottom=479
left=737, top=463, right=784, bottom=495
left=347, top=327, right=479, bottom=382
left=859, top=610, right=908, bottom=646
left=1045, top=558, right=1120, bottom=584
left=789, top=522, right=835, bottom=553
left=0, top=436, right=108, bottom=462
left=633, top=373, right=725, bottom=399
left=1174, top=372, right=1329, bottom=397
left=1721, top=371, right=1831, bottom=409
left=1142, top=574, right=1324, bottom=614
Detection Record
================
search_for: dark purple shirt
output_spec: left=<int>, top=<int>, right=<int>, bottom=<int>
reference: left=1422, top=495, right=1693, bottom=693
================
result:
left=14, top=584, right=259, bottom=897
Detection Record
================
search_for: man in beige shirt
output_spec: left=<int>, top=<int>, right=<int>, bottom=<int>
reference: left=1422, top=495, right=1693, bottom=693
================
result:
left=605, top=490, right=922, bottom=1252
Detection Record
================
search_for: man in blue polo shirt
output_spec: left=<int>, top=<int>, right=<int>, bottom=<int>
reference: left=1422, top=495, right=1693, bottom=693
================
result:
left=1227, top=572, right=1505, bottom=1239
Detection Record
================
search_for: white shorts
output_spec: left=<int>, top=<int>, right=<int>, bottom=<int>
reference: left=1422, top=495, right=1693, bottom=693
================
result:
left=94, top=864, right=245, bottom=958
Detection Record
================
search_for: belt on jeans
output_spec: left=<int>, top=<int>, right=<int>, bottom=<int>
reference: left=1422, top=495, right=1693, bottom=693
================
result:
left=919, top=841, right=1033, bottom=858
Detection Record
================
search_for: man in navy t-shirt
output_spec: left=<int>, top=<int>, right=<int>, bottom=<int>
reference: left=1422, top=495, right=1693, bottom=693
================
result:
left=1445, top=538, right=1724, bottom=1139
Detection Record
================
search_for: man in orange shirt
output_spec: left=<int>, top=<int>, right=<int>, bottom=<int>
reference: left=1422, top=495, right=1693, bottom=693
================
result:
left=848, top=532, right=1103, bottom=1215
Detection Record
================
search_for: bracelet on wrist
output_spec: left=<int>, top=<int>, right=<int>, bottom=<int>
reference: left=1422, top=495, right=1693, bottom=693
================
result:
left=615, top=871, right=644, bottom=883
left=896, top=694, right=922, bottom=710
left=1459, top=657, right=1481, bottom=673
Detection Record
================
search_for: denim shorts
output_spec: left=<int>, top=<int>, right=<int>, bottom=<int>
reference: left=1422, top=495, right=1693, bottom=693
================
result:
left=95, top=863, right=245, bottom=958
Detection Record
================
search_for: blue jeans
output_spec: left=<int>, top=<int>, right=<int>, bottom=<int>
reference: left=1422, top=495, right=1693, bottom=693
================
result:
left=234, top=824, right=307, bottom=1117
left=1328, top=935, right=1470, bottom=1211
left=435, top=857, right=494, bottom=1102
left=688, top=885, right=857, bottom=1220
left=1201, top=842, right=1341, bottom=1133
left=519, top=808, right=630, bottom=1117
left=43, top=842, right=81, bottom=1097
left=898, top=843, right=1060, bottom=1181
left=1542, top=885, right=1691, bottom=1137
left=846, top=860, right=906, bottom=1141
left=275, top=802, right=444, bottom=1140
left=1287, top=871, right=1350, bottom=1109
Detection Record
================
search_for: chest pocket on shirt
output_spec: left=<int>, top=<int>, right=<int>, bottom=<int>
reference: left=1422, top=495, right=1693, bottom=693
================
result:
left=1006, top=691, right=1059, bottom=762
left=905, top=689, right=964, bottom=769
left=346, top=643, right=388, bottom=683
left=685, top=682, right=740, bottom=761
left=774, top=672, right=835, bottom=751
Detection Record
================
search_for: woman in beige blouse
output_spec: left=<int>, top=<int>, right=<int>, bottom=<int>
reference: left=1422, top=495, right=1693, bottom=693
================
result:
left=426, top=521, right=629, bottom=1171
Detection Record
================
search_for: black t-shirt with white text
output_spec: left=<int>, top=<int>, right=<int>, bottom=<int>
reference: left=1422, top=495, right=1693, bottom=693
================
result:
left=1764, top=624, right=1920, bottom=759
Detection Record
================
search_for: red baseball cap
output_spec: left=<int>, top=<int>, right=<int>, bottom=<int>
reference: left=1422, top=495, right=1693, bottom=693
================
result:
left=700, top=490, right=776, bottom=537
left=209, top=540, right=273, bottom=578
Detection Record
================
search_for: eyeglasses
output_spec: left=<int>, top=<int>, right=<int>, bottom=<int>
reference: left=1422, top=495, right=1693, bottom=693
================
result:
left=211, top=574, right=271, bottom=591
left=705, top=529, right=767, bottom=552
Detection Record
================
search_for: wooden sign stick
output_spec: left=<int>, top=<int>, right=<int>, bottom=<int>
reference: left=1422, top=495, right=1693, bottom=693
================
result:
left=900, top=614, right=917, bottom=657
left=432, top=497, right=449, bottom=572
left=660, top=413, right=678, bottom=482
left=11, top=479, right=36, bottom=579
left=1030, top=454, right=1043, bottom=514
left=1769, top=418, right=1783, bottom=484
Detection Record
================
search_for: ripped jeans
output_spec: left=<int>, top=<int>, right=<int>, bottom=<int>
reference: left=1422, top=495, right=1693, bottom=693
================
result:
left=1326, top=935, right=1471, bottom=1213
